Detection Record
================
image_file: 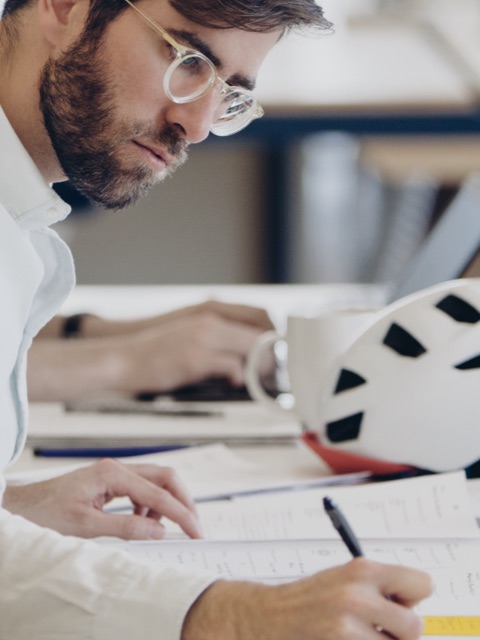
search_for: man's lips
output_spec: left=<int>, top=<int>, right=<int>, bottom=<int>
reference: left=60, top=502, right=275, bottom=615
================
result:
left=132, top=140, right=172, bottom=172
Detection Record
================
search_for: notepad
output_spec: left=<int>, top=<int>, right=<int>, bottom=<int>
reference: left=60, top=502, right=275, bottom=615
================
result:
left=26, top=400, right=302, bottom=449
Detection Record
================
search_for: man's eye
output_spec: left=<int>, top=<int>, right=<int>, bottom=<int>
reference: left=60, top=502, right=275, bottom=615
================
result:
left=180, top=55, right=203, bottom=74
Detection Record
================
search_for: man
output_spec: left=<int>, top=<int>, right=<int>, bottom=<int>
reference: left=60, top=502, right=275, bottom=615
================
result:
left=0, top=0, right=432, bottom=638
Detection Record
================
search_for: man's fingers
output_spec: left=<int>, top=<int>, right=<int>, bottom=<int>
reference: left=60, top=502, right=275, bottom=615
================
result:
left=207, top=320, right=267, bottom=356
left=91, top=512, right=167, bottom=540
left=365, top=563, right=431, bottom=638
left=162, top=300, right=273, bottom=331
left=192, top=300, right=274, bottom=331
left=380, top=564, right=433, bottom=607
left=103, top=462, right=202, bottom=539
left=213, top=302, right=273, bottom=330
left=371, top=596, right=424, bottom=640
left=126, top=463, right=197, bottom=515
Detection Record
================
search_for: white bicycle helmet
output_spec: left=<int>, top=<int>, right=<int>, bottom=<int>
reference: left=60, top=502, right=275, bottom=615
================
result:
left=306, top=279, right=480, bottom=475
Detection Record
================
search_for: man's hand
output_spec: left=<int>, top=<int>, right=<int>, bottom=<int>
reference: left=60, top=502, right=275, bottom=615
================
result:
left=115, top=302, right=274, bottom=393
left=182, top=558, right=433, bottom=640
left=3, top=459, right=202, bottom=540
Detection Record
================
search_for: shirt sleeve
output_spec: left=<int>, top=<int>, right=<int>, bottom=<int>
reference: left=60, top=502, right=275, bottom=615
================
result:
left=0, top=508, right=216, bottom=640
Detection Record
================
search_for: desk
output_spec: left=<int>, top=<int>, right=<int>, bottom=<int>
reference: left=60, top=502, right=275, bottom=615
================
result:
left=13, top=283, right=480, bottom=514
left=8, top=282, right=480, bottom=593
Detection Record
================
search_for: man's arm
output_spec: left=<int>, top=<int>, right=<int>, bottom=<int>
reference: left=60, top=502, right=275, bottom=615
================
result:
left=37, top=300, right=273, bottom=339
left=28, top=301, right=274, bottom=402
left=0, top=508, right=215, bottom=640
left=0, top=506, right=432, bottom=640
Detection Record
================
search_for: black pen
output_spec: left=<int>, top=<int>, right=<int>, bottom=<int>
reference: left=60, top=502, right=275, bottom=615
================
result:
left=323, top=496, right=364, bottom=558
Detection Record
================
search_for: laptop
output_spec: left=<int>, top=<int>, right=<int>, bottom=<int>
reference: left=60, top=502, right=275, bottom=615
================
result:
left=385, top=172, right=480, bottom=303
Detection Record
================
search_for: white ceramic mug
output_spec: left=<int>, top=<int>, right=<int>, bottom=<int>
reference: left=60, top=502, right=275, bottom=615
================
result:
left=245, top=309, right=375, bottom=429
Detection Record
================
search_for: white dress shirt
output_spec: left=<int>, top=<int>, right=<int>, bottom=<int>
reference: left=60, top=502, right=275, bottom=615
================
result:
left=0, top=107, right=215, bottom=639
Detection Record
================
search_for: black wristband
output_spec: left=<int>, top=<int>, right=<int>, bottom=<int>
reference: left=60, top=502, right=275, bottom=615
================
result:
left=62, top=313, right=88, bottom=339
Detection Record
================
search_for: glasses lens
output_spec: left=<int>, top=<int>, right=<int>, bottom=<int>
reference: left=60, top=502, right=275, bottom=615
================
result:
left=211, top=90, right=263, bottom=136
left=166, top=53, right=215, bottom=102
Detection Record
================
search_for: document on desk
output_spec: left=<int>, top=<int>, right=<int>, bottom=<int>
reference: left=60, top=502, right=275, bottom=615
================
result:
left=26, top=401, right=302, bottom=448
left=184, top=470, right=480, bottom=541
left=98, top=471, right=480, bottom=544
left=99, top=471, right=480, bottom=638
left=105, top=536, right=480, bottom=584
left=101, top=535, right=480, bottom=638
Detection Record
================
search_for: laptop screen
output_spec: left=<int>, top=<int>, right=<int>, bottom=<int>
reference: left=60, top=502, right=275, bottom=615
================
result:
left=386, top=173, right=480, bottom=304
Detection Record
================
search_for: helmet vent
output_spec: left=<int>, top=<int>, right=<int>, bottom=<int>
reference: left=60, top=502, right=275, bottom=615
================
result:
left=435, top=294, right=480, bottom=324
left=383, top=323, right=427, bottom=358
left=334, top=368, right=367, bottom=394
left=326, top=412, right=363, bottom=442
left=455, top=355, right=480, bottom=370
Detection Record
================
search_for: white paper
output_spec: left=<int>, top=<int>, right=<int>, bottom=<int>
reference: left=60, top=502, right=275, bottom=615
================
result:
left=192, top=471, right=480, bottom=541
left=6, top=443, right=367, bottom=502
left=100, top=536, right=480, bottom=614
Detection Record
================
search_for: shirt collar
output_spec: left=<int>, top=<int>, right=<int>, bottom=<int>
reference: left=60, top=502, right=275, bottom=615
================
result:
left=0, top=106, right=71, bottom=231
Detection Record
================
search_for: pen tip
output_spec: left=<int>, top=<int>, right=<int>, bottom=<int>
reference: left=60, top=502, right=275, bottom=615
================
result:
left=323, top=496, right=334, bottom=509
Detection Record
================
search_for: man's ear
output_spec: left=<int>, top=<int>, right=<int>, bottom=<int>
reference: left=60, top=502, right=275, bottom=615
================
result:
left=37, top=0, right=89, bottom=47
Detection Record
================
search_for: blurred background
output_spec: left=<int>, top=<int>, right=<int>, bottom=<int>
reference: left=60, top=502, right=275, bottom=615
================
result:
left=5, top=0, right=480, bottom=287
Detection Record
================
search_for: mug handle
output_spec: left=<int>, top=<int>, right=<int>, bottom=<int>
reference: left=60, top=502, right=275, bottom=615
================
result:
left=245, top=330, right=293, bottom=413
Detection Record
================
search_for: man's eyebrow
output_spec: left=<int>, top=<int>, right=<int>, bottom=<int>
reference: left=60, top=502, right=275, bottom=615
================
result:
left=170, top=29, right=256, bottom=91
left=228, top=73, right=256, bottom=92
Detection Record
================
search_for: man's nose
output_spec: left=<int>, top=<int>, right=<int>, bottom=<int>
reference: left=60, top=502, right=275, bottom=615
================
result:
left=164, top=90, right=220, bottom=144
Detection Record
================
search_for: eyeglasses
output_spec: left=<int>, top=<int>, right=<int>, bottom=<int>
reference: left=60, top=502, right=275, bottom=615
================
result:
left=124, top=0, right=264, bottom=136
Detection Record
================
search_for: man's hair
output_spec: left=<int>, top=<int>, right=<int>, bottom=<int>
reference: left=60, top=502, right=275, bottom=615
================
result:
left=1, top=0, right=28, bottom=16
left=2, top=0, right=331, bottom=35
left=172, top=0, right=330, bottom=33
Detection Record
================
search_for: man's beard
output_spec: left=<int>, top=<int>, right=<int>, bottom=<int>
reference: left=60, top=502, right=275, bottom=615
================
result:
left=39, top=34, right=188, bottom=210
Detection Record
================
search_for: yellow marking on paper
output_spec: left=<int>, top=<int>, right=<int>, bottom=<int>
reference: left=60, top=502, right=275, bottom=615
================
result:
left=423, top=616, right=480, bottom=636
